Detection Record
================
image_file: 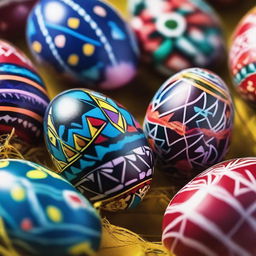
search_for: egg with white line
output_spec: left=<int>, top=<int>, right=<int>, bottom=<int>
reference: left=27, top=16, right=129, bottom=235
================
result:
left=0, top=40, right=50, bottom=144
left=162, top=158, right=256, bottom=256
left=26, top=0, right=139, bottom=89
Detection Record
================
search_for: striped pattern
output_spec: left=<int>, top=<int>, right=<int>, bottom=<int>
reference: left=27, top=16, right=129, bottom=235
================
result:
left=0, top=60, right=49, bottom=144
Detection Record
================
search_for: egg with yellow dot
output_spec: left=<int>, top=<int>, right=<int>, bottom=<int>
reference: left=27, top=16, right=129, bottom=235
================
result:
left=26, top=0, right=139, bottom=90
left=0, top=159, right=101, bottom=256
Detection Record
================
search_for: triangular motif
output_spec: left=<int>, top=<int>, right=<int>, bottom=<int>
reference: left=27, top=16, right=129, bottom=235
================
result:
left=87, top=118, right=98, bottom=137
left=103, top=108, right=119, bottom=124
left=48, top=129, right=57, bottom=146
left=62, top=143, right=78, bottom=159
left=94, top=135, right=108, bottom=144
left=73, top=133, right=90, bottom=151
left=87, top=117, right=106, bottom=127
left=97, top=100, right=118, bottom=113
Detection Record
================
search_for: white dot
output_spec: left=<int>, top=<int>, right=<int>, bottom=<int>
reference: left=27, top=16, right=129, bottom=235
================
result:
left=105, top=44, right=111, bottom=52
left=78, top=9, right=86, bottom=16
left=46, top=36, right=51, bottom=43
left=90, top=21, right=97, bottom=29
left=95, top=29, right=102, bottom=36
left=101, top=36, right=107, bottom=43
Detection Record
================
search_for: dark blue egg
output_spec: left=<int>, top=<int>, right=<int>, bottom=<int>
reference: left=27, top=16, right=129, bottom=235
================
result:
left=26, top=0, right=139, bottom=89
left=0, top=159, right=101, bottom=256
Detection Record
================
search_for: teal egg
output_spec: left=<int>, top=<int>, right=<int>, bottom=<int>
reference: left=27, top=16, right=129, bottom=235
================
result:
left=0, top=159, right=101, bottom=256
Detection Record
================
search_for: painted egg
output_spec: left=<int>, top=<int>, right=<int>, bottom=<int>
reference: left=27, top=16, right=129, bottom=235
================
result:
left=128, top=0, right=225, bottom=75
left=0, top=40, right=50, bottom=144
left=26, top=0, right=139, bottom=90
left=162, top=157, right=256, bottom=256
left=0, top=0, right=37, bottom=38
left=143, top=68, right=234, bottom=177
left=0, top=159, right=101, bottom=256
left=44, top=89, right=154, bottom=211
left=229, top=7, right=256, bottom=104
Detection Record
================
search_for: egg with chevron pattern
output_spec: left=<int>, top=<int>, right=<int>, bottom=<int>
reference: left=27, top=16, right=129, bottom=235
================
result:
left=44, top=89, right=154, bottom=211
left=26, top=0, right=139, bottom=90
left=0, top=40, right=49, bottom=144
left=0, top=159, right=101, bottom=256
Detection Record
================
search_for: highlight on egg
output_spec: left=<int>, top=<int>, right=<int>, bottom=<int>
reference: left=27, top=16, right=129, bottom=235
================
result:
left=162, top=157, right=256, bottom=256
left=0, top=159, right=102, bottom=256
left=128, top=0, right=225, bottom=76
left=143, top=68, right=234, bottom=177
left=26, top=0, right=139, bottom=89
left=0, top=40, right=50, bottom=144
left=44, top=89, right=154, bottom=211
left=229, top=7, right=256, bottom=104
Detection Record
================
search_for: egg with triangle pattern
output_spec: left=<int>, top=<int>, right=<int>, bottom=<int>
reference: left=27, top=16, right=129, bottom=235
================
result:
left=44, top=89, right=154, bottom=211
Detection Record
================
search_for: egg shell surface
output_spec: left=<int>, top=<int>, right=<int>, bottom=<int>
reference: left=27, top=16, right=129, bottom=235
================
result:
left=44, top=89, right=154, bottom=211
left=143, top=68, right=234, bottom=177
left=0, top=159, right=101, bottom=256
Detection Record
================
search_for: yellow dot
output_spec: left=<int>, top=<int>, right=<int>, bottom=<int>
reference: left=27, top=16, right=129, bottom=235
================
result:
left=47, top=206, right=62, bottom=222
left=68, top=54, right=79, bottom=66
left=26, top=170, right=48, bottom=179
left=0, top=161, right=9, bottom=168
left=68, top=18, right=80, bottom=29
left=83, top=44, right=95, bottom=56
left=11, top=186, right=26, bottom=201
left=32, top=41, right=42, bottom=53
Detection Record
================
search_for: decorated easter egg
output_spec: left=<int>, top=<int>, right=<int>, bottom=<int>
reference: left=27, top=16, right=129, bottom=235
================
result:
left=128, top=0, right=225, bottom=75
left=26, top=0, right=139, bottom=90
left=44, top=89, right=154, bottom=211
left=0, top=40, right=50, bottom=144
left=0, top=159, right=101, bottom=256
left=0, top=0, right=37, bottom=38
left=144, top=68, right=234, bottom=177
left=229, top=7, right=256, bottom=104
left=162, top=157, right=256, bottom=256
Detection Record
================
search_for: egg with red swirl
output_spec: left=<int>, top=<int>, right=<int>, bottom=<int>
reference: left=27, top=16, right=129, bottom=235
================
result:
left=162, top=158, right=256, bottom=256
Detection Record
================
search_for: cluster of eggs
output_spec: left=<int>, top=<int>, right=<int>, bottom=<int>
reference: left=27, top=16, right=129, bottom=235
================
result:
left=0, top=0, right=256, bottom=256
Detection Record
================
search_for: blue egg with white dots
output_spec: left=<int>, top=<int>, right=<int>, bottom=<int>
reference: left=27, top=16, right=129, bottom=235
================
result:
left=26, top=0, right=139, bottom=90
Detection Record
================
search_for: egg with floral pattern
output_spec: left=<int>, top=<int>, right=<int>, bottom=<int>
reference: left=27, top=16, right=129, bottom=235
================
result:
left=0, top=159, right=101, bottom=256
left=26, top=0, right=139, bottom=89
left=128, top=0, right=225, bottom=75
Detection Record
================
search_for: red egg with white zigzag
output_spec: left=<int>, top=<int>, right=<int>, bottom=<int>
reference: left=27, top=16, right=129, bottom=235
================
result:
left=162, top=158, right=256, bottom=256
